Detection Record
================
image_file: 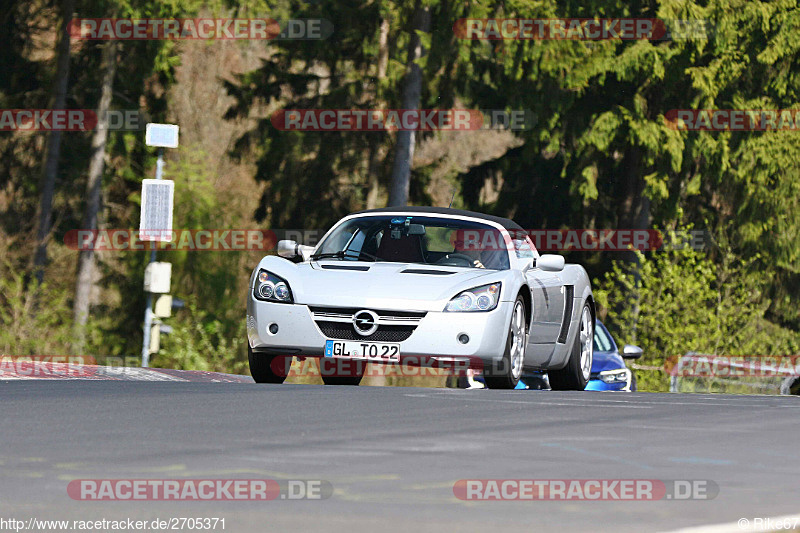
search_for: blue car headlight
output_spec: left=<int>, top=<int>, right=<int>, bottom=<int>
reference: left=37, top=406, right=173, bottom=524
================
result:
left=445, top=283, right=501, bottom=312
left=254, top=270, right=293, bottom=303
left=597, top=368, right=630, bottom=384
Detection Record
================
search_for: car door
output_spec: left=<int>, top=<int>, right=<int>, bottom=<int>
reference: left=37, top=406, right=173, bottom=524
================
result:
left=527, top=268, right=565, bottom=345
left=512, top=236, right=565, bottom=346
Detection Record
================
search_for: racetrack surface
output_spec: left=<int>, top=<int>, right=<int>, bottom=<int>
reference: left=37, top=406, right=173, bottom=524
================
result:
left=1, top=379, right=798, bottom=532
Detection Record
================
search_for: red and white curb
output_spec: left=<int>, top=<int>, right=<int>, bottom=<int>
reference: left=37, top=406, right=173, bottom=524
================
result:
left=0, top=361, right=253, bottom=382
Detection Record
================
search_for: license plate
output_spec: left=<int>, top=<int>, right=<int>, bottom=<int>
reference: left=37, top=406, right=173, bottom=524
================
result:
left=325, top=340, right=400, bottom=362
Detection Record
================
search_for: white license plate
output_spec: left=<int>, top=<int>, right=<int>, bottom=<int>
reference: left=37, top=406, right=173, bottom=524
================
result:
left=324, top=340, right=400, bottom=362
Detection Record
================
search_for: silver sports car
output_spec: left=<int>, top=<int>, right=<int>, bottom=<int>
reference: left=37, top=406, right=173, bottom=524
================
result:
left=246, top=207, right=594, bottom=389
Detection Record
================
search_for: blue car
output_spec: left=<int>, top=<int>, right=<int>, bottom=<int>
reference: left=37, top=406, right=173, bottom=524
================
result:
left=459, top=320, right=642, bottom=391
left=584, top=320, right=642, bottom=391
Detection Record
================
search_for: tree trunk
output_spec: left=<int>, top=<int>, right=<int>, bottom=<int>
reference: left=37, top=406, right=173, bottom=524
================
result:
left=616, top=146, right=648, bottom=252
left=387, top=2, right=430, bottom=207
left=33, top=0, right=75, bottom=284
left=73, top=40, right=118, bottom=349
left=616, top=146, right=650, bottom=341
left=377, top=17, right=390, bottom=81
left=365, top=17, right=391, bottom=210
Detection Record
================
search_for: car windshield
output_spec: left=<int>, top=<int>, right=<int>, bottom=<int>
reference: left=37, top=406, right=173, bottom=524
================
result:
left=313, top=215, right=511, bottom=270
left=593, top=323, right=616, bottom=352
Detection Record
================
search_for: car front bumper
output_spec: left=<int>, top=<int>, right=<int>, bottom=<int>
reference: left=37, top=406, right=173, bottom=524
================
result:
left=246, top=297, right=513, bottom=366
left=585, top=377, right=630, bottom=391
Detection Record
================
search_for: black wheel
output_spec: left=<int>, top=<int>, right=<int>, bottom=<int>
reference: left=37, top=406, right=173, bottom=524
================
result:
left=629, top=370, right=637, bottom=391
left=780, top=377, right=800, bottom=395
left=549, top=303, right=593, bottom=391
left=484, top=297, right=526, bottom=389
left=248, top=345, right=290, bottom=384
left=447, top=375, right=470, bottom=388
left=319, top=357, right=366, bottom=386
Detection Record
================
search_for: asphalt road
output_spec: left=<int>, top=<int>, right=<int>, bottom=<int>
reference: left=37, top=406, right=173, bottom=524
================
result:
left=1, top=380, right=799, bottom=532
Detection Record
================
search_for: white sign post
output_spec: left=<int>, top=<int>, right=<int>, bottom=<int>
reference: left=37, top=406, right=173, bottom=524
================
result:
left=141, top=124, right=179, bottom=367
left=145, top=123, right=179, bottom=149
left=140, top=179, right=174, bottom=242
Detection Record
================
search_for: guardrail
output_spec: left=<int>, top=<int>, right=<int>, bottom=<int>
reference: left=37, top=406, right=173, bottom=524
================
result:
left=668, top=352, right=800, bottom=395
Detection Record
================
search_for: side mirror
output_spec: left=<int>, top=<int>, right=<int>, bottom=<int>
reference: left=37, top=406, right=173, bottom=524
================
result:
left=622, top=344, right=643, bottom=360
left=277, top=240, right=315, bottom=261
left=277, top=240, right=300, bottom=259
left=537, top=254, right=565, bottom=272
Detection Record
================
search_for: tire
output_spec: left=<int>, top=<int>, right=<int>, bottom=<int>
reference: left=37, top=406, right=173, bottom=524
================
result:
left=248, top=345, right=290, bottom=384
left=629, top=370, right=638, bottom=392
left=484, top=297, right=526, bottom=390
left=780, top=377, right=800, bottom=395
left=549, top=303, right=593, bottom=391
left=319, top=357, right=366, bottom=386
left=451, top=375, right=470, bottom=389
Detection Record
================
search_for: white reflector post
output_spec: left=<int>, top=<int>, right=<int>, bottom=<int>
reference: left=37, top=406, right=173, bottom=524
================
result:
left=144, top=262, right=172, bottom=293
left=140, top=179, right=174, bottom=242
left=145, top=123, right=180, bottom=148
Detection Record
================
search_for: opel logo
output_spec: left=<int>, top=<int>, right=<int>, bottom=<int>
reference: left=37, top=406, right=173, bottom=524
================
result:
left=353, top=310, right=379, bottom=336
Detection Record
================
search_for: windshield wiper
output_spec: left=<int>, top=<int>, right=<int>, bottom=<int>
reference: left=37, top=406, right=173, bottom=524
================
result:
left=310, top=251, right=348, bottom=261
left=311, top=250, right=380, bottom=262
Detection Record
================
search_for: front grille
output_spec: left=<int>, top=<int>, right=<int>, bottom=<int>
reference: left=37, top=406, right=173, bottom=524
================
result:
left=309, top=306, right=426, bottom=320
left=309, top=306, right=424, bottom=342
left=316, top=321, right=415, bottom=342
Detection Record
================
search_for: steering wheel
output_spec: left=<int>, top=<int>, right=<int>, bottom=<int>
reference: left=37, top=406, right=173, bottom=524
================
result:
left=435, top=253, right=475, bottom=268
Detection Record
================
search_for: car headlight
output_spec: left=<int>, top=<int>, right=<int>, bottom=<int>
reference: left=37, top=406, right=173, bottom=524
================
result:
left=597, top=368, right=630, bottom=384
left=254, top=270, right=293, bottom=303
left=445, top=283, right=501, bottom=312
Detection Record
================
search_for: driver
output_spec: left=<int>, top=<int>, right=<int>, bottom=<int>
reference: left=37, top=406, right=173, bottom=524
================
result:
left=452, top=236, right=486, bottom=268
